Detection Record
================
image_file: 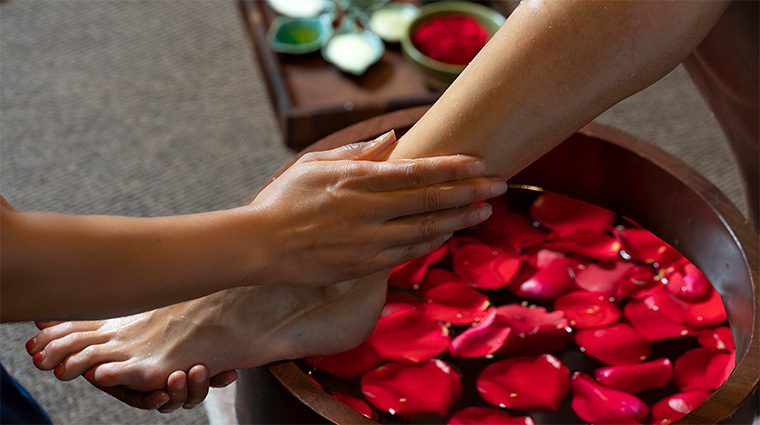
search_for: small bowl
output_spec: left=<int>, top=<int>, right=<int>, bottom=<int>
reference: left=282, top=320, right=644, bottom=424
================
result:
left=401, top=1, right=506, bottom=87
left=368, top=3, right=420, bottom=43
left=267, top=16, right=333, bottom=55
left=322, top=29, right=385, bottom=76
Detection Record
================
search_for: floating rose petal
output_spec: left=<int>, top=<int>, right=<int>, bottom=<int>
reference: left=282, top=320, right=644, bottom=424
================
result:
left=623, top=291, right=698, bottom=341
left=650, top=391, right=712, bottom=425
left=541, top=229, right=621, bottom=261
left=449, top=309, right=511, bottom=358
left=332, top=391, right=375, bottom=420
left=307, top=342, right=385, bottom=379
left=516, top=252, right=581, bottom=301
left=697, top=326, right=735, bottom=351
left=678, top=285, right=728, bottom=329
left=361, top=359, right=462, bottom=419
left=471, top=209, right=548, bottom=254
left=382, top=294, right=422, bottom=315
left=494, top=304, right=573, bottom=356
left=448, top=407, right=536, bottom=425
left=594, top=358, right=673, bottom=393
left=389, top=243, right=450, bottom=287
left=529, top=193, right=616, bottom=235
left=593, top=417, right=642, bottom=424
left=422, top=281, right=490, bottom=325
left=366, top=309, right=449, bottom=363
left=554, top=291, right=621, bottom=329
left=452, top=243, right=521, bottom=290
left=570, top=372, right=649, bottom=423
left=673, top=347, right=733, bottom=391
left=616, top=227, right=681, bottom=268
left=665, top=262, right=711, bottom=303
left=615, top=265, right=660, bottom=300
left=575, top=260, right=636, bottom=296
left=417, top=268, right=459, bottom=294
left=575, top=323, right=650, bottom=365
left=477, top=354, right=570, bottom=411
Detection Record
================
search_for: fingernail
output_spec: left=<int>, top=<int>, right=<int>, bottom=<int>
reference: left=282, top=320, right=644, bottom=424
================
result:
left=373, top=129, right=396, bottom=144
left=155, top=393, right=170, bottom=408
left=468, top=160, right=486, bottom=174
left=479, top=203, right=493, bottom=220
left=54, top=364, right=64, bottom=378
left=444, top=233, right=454, bottom=241
left=193, top=369, right=208, bottom=384
left=26, top=338, right=36, bottom=352
left=85, top=369, right=95, bottom=383
left=490, top=179, right=508, bottom=196
left=32, top=351, right=44, bottom=365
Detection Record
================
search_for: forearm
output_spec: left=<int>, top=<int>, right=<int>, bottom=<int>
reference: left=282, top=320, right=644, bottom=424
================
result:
left=390, top=0, right=729, bottom=175
left=1, top=206, right=266, bottom=322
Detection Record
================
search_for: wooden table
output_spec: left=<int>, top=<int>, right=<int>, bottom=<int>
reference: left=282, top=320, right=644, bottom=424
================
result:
left=237, top=0, right=513, bottom=150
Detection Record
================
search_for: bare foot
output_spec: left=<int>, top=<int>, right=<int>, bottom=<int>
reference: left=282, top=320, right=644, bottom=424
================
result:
left=26, top=270, right=389, bottom=392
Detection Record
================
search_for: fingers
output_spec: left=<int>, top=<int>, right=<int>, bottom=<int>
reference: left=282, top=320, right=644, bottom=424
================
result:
left=381, top=177, right=506, bottom=219
left=303, top=130, right=397, bottom=161
left=157, top=371, right=189, bottom=413
left=182, top=365, right=210, bottom=409
left=95, top=383, right=170, bottom=411
left=210, top=370, right=238, bottom=388
left=354, top=155, right=489, bottom=192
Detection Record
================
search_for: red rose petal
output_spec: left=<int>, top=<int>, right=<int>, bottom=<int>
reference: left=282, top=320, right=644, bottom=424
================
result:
left=477, top=354, right=570, bottom=411
left=593, top=417, right=642, bottom=424
left=697, top=326, right=735, bottom=351
left=307, top=341, right=385, bottom=379
left=452, top=243, right=521, bottom=290
left=594, top=358, right=673, bottom=393
left=332, top=391, right=375, bottom=420
left=665, top=262, right=711, bottom=303
left=570, top=372, right=649, bottom=423
left=679, top=285, right=728, bottom=329
left=650, top=391, right=712, bottom=425
left=366, top=309, right=449, bottom=363
left=554, top=291, right=622, bottom=329
left=448, top=407, right=536, bottom=425
left=673, top=347, right=733, bottom=391
left=494, top=304, right=573, bottom=356
left=422, top=281, right=490, bottom=325
left=388, top=243, right=450, bottom=287
left=449, top=309, right=512, bottom=358
left=541, top=229, right=622, bottom=261
left=530, top=193, right=616, bottom=235
left=575, top=323, right=650, bottom=365
left=516, top=251, right=580, bottom=301
left=615, top=265, right=661, bottom=300
left=616, top=227, right=681, bottom=268
left=471, top=209, right=548, bottom=254
left=575, top=260, right=636, bottom=296
left=361, top=359, right=462, bottom=419
left=417, top=268, right=459, bottom=293
left=623, top=291, right=698, bottom=341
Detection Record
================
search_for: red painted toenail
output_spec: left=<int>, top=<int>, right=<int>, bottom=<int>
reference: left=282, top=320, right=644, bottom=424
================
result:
left=32, top=352, right=44, bottom=365
left=54, top=364, right=64, bottom=378
left=85, top=369, right=95, bottom=383
left=25, top=338, right=36, bottom=352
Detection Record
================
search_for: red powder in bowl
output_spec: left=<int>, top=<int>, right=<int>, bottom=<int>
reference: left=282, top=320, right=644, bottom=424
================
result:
left=412, top=15, right=489, bottom=65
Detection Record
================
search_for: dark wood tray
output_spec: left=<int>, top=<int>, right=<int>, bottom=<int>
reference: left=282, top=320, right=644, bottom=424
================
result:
left=237, top=0, right=512, bottom=150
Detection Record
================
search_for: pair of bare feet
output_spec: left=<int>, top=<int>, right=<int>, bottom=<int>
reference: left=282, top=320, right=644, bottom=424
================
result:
left=26, top=269, right=389, bottom=410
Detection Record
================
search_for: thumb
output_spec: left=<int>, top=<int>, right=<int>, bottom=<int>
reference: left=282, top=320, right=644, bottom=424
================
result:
left=306, top=130, right=396, bottom=161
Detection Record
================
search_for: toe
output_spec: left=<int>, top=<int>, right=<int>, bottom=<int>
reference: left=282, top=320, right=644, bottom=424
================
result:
left=30, top=320, right=106, bottom=356
left=35, top=330, right=112, bottom=370
left=57, top=342, right=127, bottom=381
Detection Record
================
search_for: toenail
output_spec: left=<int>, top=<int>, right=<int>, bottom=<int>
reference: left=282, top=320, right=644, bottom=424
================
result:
left=32, top=351, right=44, bottom=365
left=54, top=364, right=64, bottom=378
left=25, top=338, right=36, bottom=352
left=85, top=369, right=95, bottom=383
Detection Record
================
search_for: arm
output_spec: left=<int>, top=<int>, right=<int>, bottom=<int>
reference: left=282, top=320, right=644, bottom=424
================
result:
left=389, top=0, right=730, bottom=175
left=2, top=133, right=504, bottom=322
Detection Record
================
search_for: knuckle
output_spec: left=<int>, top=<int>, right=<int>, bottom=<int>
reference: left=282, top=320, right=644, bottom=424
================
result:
left=419, top=214, right=438, bottom=239
left=401, top=161, right=425, bottom=186
left=422, top=187, right=443, bottom=210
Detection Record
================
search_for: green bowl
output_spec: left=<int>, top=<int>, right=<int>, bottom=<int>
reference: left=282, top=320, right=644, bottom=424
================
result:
left=401, top=1, right=506, bottom=87
left=267, top=16, right=333, bottom=55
